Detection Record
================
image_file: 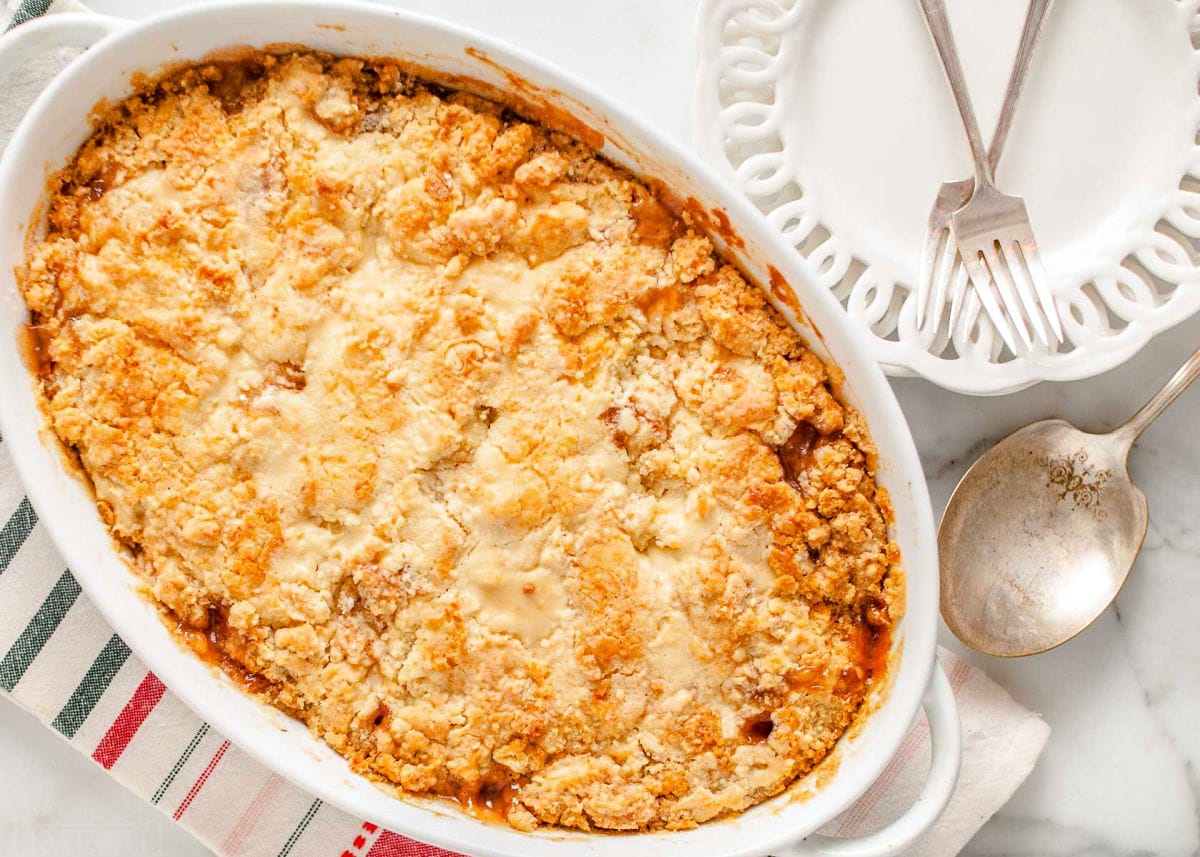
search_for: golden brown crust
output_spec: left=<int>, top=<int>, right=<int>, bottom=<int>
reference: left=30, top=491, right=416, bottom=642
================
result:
left=19, top=50, right=901, bottom=832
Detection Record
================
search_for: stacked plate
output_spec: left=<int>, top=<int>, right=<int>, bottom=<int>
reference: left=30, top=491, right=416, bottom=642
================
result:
left=695, top=0, right=1200, bottom=394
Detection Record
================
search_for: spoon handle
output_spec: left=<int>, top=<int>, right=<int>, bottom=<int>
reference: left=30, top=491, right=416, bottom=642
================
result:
left=1111, top=344, right=1200, bottom=449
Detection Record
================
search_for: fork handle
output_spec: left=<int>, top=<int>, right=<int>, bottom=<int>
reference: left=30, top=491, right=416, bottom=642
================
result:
left=988, top=0, right=1053, bottom=170
left=918, top=0, right=994, bottom=189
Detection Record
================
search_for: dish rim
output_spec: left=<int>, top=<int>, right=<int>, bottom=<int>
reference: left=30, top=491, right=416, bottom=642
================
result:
left=0, top=3, right=951, bottom=855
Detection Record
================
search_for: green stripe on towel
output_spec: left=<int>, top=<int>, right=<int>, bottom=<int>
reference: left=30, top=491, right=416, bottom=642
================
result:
left=0, top=498, right=37, bottom=575
left=51, top=633, right=131, bottom=738
left=276, top=798, right=323, bottom=857
left=8, top=0, right=53, bottom=30
left=151, top=722, right=211, bottom=805
left=0, top=568, right=80, bottom=691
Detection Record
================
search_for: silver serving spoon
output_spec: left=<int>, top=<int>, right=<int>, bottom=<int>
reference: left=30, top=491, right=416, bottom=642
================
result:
left=940, top=345, right=1200, bottom=657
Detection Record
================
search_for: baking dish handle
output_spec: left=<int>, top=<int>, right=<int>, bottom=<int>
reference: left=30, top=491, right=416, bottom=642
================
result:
left=799, top=662, right=961, bottom=856
left=0, top=10, right=125, bottom=88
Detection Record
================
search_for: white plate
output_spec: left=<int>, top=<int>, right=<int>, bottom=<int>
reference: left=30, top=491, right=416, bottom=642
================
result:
left=695, top=0, right=1200, bottom=395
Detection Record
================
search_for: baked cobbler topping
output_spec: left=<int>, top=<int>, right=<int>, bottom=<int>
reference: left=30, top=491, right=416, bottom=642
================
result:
left=19, top=51, right=902, bottom=831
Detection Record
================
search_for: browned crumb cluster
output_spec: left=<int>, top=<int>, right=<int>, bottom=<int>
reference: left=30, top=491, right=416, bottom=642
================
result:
left=18, top=50, right=902, bottom=831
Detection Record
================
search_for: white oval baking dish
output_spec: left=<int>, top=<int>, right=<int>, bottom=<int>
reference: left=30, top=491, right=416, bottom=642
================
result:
left=0, top=4, right=957, bottom=855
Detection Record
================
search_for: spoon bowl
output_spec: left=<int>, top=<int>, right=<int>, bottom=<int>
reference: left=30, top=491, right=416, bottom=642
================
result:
left=939, top=420, right=1147, bottom=657
left=939, top=345, right=1200, bottom=657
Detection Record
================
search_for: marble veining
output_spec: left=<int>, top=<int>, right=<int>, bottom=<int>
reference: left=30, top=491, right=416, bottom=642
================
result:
left=898, top=316, right=1200, bottom=856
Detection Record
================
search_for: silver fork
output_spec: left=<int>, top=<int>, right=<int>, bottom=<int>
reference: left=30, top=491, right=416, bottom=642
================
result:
left=918, top=0, right=1063, bottom=351
left=916, top=0, right=1053, bottom=349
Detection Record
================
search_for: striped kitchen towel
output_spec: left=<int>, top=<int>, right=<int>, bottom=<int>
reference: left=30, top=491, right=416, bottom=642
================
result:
left=0, top=2, right=1050, bottom=856
left=0, top=433, right=459, bottom=854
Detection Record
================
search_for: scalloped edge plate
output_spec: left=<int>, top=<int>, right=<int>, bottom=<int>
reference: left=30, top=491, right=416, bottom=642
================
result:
left=695, top=0, right=1200, bottom=395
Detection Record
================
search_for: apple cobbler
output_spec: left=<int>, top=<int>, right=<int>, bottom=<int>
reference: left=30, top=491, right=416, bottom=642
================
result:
left=18, top=50, right=901, bottom=831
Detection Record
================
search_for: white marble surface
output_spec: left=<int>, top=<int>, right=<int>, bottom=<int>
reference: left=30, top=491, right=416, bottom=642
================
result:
left=905, top=316, right=1200, bottom=857
left=2, top=0, right=1200, bottom=855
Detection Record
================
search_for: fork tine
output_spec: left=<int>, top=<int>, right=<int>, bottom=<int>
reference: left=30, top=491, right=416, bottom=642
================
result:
left=955, top=287, right=984, bottom=351
left=928, top=228, right=955, bottom=335
left=915, top=223, right=941, bottom=331
left=969, top=289, right=1008, bottom=363
left=963, top=286, right=982, bottom=340
left=961, top=250, right=1021, bottom=354
left=1014, top=238, right=1064, bottom=343
left=945, top=255, right=970, bottom=337
left=981, top=243, right=1036, bottom=350
left=999, top=240, right=1051, bottom=347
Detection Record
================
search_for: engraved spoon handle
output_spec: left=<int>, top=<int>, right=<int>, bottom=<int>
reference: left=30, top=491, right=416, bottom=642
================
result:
left=1111, top=345, right=1200, bottom=450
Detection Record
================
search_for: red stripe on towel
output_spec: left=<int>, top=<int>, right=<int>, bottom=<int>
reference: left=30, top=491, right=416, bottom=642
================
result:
left=174, top=739, right=231, bottom=820
left=221, top=772, right=284, bottom=853
left=90, top=672, right=167, bottom=770
left=365, top=829, right=459, bottom=857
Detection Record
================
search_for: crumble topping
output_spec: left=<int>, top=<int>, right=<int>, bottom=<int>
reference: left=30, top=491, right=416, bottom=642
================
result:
left=18, top=50, right=902, bottom=831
